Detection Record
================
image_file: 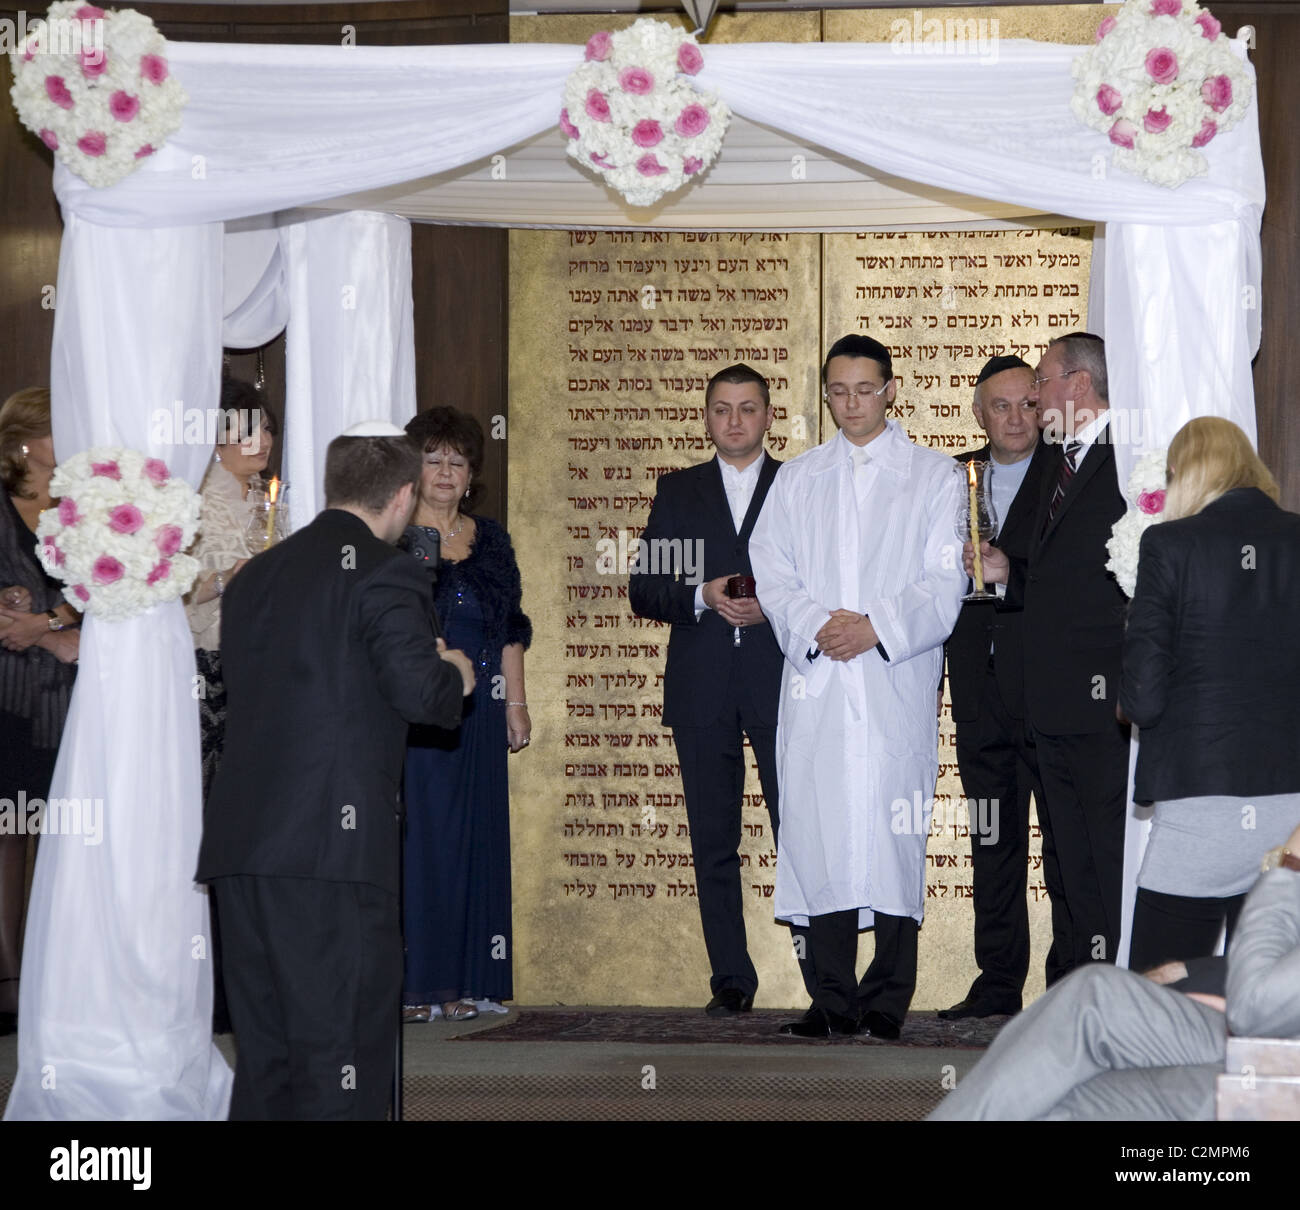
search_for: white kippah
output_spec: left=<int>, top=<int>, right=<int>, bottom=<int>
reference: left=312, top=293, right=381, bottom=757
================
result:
left=340, top=420, right=407, bottom=438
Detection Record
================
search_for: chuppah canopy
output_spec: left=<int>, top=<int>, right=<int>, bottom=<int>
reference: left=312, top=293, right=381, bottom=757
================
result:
left=10, top=27, right=1264, bottom=1119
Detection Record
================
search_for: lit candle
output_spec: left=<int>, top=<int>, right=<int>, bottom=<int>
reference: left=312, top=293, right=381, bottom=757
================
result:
left=265, top=476, right=280, bottom=543
left=968, top=461, right=983, bottom=591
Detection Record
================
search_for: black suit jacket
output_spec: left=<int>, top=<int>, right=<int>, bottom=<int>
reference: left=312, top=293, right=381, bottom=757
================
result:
left=1008, top=426, right=1129, bottom=736
left=628, top=453, right=784, bottom=728
left=1120, top=488, right=1300, bottom=804
left=196, top=509, right=465, bottom=895
left=946, top=440, right=1047, bottom=723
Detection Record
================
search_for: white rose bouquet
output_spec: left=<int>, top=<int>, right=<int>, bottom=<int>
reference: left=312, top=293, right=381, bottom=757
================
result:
left=1106, top=447, right=1169, bottom=597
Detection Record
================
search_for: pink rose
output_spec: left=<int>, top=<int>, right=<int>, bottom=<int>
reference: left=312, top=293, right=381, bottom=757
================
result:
left=1195, top=12, right=1222, bottom=39
left=143, top=458, right=170, bottom=485
left=90, top=460, right=120, bottom=480
left=45, top=77, right=74, bottom=110
left=146, top=560, right=171, bottom=587
left=1095, top=15, right=1117, bottom=41
left=559, top=108, right=580, bottom=140
left=619, top=67, right=655, bottom=96
left=139, top=53, right=169, bottom=85
left=108, top=503, right=144, bottom=535
left=635, top=154, right=666, bottom=177
left=1149, top=0, right=1181, bottom=15
left=1144, top=107, right=1172, bottom=134
left=584, top=31, right=612, bottom=62
left=1145, top=48, right=1178, bottom=85
left=589, top=151, right=612, bottom=168
left=678, top=43, right=704, bottom=75
left=42, top=539, right=64, bottom=568
left=674, top=104, right=710, bottom=138
left=1137, top=489, right=1166, bottom=515
left=1096, top=84, right=1122, bottom=116
left=76, top=4, right=106, bottom=17
left=584, top=89, right=611, bottom=123
left=57, top=498, right=81, bottom=526
left=134, top=145, right=155, bottom=159
left=1202, top=74, right=1233, bottom=113
left=683, top=156, right=703, bottom=176
left=40, top=129, right=59, bottom=151
left=92, top=555, right=124, bottom=586
left=1108, top=119, right=1138, bottom=149
left=80, top=49, right=107, bottom=78
left=155, top=524, right=183, bottom=557
left=72, top=584, right=89, bottom=603
left=632, top=119, right=663, bottom=148
left=1191, top=118, right=1218, bottom=148
left=77, top=132, right=107, bottom=157
left=109, top=91, right=140, bottom=122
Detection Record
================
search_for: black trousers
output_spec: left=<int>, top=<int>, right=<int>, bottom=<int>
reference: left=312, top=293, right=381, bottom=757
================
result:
left=674, top=701, right=814, bottom=999
left=214, top=874, right=402, bottom=1121
left=807, top=909, right=918, bottom=1023
left=954, top=666, right=1067, bottom=1002
left=1032, top=723, right=1130, bottom=974
left=1128, top=887, right=1246, bottom=973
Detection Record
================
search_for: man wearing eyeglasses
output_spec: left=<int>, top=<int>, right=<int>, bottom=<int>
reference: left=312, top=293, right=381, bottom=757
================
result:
left=750, top=334, right=966, bottom=1038
left=973, top=333, right=1130, bottom=980
left=941, top=356, right=1069, bottom=1021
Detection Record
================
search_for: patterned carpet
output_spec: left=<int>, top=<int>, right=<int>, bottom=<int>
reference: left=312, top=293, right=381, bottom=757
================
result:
left=455, top=1007, right=1008, bottom=1048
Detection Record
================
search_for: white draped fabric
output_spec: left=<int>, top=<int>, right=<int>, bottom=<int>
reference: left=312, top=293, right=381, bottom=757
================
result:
left=282, top=210, right=417, bottom=528
left=3, top=610, right=232, bottom=1121
left=12, top=32, right=1265, bottom=1118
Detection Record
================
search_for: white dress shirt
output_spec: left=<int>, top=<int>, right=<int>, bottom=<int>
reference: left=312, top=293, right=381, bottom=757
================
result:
left=694, top=453, right=763, bottom=616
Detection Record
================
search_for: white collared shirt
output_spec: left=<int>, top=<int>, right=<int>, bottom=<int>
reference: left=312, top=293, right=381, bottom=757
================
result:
left=695, top=453, right=763, bottom=616
left=1069, top=409, right=1110, bottom=470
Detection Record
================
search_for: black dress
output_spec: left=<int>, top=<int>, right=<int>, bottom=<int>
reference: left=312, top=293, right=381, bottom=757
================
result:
left=401, top=516, right=531, bottom=1005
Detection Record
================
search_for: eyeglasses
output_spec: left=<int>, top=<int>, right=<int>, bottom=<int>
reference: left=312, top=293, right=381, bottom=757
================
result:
left=1032, top=369, right=1076, bottom=388
left=824, top=384, right=889, bottom=403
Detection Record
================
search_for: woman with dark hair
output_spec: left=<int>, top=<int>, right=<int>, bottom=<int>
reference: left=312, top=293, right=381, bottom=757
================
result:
left=183, top=375, right=277, bottom=1033
left=1121, top=417, right=1300, bottom=971
left=401, top=406, right=531, bottom=1023
left=0, top=388, right=79, bottom=1036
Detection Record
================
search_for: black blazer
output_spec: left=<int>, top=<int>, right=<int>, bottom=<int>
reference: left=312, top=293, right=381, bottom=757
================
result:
left=1120, top=488, right=1300, bottom=804
left=196, top=509, right=465, bottom=895
left=1009, top=429, right=1129, bottom=736
left=628, top=453, right=784, bottom=728
left=946, top=440, right=1047, bottom=723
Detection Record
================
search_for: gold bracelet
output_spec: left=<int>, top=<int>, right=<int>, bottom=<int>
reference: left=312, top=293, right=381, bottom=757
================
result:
left=1261, top=846, right=1300, bottom=873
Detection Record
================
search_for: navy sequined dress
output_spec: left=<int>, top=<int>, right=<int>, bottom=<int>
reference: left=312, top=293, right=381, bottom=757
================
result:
left=401, top=516, right=531, bottom=1005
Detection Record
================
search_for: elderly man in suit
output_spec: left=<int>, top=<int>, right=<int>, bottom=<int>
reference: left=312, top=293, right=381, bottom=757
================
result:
left=928, top=823, right=1300, bottom=1120
left=197, top=423, right=475, bottom=1120
left=629, top=363, right=810, bottom=1014
left=975, top=333, right=1130, bottom=976
left=941, top=355, right=1068, bottom=1020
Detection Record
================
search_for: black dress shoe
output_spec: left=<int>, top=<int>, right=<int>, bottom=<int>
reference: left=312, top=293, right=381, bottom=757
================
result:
left=705, top=989, right=754, bottom=1016
left=778, top=1006, right=859, bottom=1038
left=858, top=1010, right=903, bottom=1040
left=936, top=997, right=1020, bottom=1020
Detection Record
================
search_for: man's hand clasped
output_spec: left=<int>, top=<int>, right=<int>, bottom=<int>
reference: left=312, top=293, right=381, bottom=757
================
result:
left=702, top=573, right=765, bottom=628
left=816, top=609, right=878, bottom=662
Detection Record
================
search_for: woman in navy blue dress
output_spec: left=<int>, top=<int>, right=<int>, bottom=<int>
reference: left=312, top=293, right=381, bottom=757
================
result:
left=401, top=407, right=531, bottom=1023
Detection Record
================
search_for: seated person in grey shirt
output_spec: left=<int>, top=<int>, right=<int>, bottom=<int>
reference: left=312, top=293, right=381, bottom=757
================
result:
left=928, top=821, right=1300, bottom=1121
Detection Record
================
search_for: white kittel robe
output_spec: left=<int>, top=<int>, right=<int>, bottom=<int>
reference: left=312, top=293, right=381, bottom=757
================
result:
left=749, top=421, right=966, bottom=928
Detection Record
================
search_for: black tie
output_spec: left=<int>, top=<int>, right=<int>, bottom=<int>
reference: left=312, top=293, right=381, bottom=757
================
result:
left=1045, top=439, right=1082, bottom=530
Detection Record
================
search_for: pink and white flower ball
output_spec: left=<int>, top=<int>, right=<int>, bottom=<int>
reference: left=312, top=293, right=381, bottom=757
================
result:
left=560, top=17, right=730, bottom=207
left=1070, top=0, right=1252, bottom=188
left=8, top=1, right=187, bottom=188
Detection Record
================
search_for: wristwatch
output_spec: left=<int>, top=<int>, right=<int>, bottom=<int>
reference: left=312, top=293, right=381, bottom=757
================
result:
left=1261, top=846, right=1300, bottom=874
left=46, top=610, right=65, bottom=632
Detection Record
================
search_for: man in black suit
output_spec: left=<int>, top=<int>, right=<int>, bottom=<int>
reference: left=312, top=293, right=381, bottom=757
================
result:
left=941, top=355, right=1068, bottom=1019
left=977, top=333, right=1131, bottom=977
left=629, top=363, right=807, bottom=1013
left=196, top=423, right=474, bottom=1120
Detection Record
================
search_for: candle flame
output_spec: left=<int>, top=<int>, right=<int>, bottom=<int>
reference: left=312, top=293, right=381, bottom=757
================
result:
left=268, top=476, right=280, bottom=504
left=967, top=461, right=977, bottom=487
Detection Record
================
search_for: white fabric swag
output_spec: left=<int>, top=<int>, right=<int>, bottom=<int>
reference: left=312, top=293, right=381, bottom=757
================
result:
left=11, top=33, right=1264, bottom=1118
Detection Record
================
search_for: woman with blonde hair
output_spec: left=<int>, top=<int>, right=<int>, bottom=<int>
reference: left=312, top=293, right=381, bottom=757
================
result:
left=1120, top=417, right=1300, bottom=970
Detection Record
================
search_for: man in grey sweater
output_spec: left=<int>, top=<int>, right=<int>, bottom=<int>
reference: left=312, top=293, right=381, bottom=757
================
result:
left=928, top=822, right=1300, bottom=1120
